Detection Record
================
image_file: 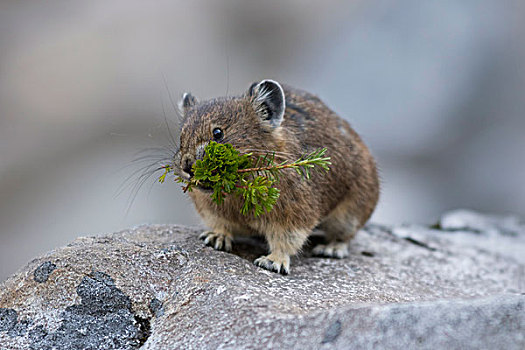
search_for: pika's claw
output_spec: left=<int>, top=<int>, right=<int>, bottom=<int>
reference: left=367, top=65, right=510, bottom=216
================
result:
left=199, top=231, right=233, bottom=252
left=254, top=253, right=290, bottom=275
left=312, top=242, right=349, bottom=259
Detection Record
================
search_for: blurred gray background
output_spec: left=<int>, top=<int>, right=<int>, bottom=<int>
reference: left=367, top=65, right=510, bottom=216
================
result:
left=1, top=0, right=524, bottom=281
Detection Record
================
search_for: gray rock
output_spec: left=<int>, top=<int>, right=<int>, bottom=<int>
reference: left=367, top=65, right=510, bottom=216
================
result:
left=1, top=210, right=524, bottom=349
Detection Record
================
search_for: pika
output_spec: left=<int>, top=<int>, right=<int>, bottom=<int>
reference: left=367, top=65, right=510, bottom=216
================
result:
left=176, top=80, right=379, bottom=274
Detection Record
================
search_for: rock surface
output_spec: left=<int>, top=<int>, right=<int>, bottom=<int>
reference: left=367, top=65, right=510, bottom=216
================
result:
left=1, top=209, right=524, bottom=349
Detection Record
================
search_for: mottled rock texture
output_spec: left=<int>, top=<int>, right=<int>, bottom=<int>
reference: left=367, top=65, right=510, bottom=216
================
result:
left=1, top=209, right=524, bottom=349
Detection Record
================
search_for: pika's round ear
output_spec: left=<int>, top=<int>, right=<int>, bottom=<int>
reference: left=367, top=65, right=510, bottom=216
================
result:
left=248, top=80, right=285, bottom=128
left=178, top=92, right=198, bottom=115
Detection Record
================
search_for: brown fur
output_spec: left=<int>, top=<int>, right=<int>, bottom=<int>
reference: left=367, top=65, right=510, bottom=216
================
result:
left=177, top=81, right=379, bottom=274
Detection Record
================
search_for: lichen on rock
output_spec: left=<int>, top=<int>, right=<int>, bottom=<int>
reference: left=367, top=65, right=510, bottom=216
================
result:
left=33, top=261, right=56, bottom=283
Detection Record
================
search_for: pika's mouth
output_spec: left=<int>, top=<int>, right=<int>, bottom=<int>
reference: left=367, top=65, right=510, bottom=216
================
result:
left=183, top=174, right=213, bottom=194
left=196, top=186, right=213, bottom=194
left=193, top=181, right=213, bottom=194
left=180, top=171, right=192, bottom=181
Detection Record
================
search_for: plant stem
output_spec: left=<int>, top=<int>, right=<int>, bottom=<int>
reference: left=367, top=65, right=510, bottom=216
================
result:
left=237, top=158, right=330, bottom=174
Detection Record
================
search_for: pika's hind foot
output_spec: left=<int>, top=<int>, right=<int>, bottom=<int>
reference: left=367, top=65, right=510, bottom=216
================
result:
left=312, top=242, right=349, bottom=259
left=199, top=231, right=233, bottom=252
left=254, top=253, right=290, bottom=275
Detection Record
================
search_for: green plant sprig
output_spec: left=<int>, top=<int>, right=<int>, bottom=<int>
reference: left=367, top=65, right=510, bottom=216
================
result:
left=159, top=142, right=331, bottom=217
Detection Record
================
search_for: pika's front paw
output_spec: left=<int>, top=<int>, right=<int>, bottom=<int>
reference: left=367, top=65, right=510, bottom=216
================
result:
left=312, top=242, right=349, bottom=259
left=254, top=253, right=290, bottom=275
left=199, top=231, right=233, bottom=252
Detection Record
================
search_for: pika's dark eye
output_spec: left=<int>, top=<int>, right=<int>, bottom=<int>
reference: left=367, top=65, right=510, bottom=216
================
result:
left=212, top=128, right=224, bottom=141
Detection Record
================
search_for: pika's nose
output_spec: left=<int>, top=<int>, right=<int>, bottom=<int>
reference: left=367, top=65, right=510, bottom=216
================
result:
left=182, top=155, right=194, bottom=177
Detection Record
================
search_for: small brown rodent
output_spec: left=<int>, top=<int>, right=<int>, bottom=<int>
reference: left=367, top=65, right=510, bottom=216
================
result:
left=176, top=80, right=379, bottom=274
